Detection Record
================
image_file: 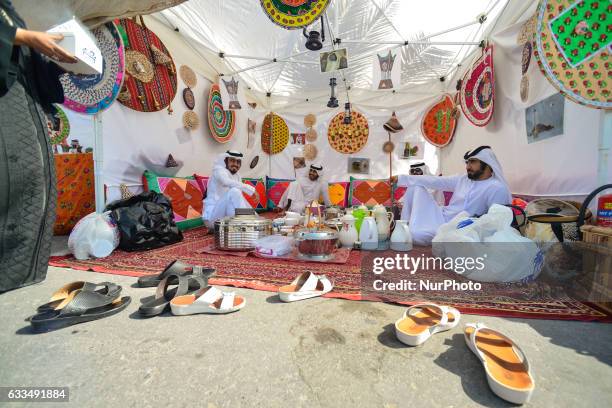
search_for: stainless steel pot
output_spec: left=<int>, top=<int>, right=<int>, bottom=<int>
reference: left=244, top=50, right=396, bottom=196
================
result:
left=214, top=210, right=272, bottom=251
left=294, top=227, right=339, bottom=260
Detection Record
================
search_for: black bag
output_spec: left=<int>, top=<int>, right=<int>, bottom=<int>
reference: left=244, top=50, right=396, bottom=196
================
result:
left=105, top=191, right=183, bottom=252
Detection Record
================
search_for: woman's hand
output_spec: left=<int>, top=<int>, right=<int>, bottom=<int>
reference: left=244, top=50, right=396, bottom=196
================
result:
left=14, top=29, right=78, bottom=63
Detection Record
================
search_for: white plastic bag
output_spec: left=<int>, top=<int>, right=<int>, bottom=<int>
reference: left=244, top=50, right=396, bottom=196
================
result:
left=255, top=235, right=294, bottom=257
left=432, top=205, right=544, bottom=283
left=68, top=212, right=120, bottom=260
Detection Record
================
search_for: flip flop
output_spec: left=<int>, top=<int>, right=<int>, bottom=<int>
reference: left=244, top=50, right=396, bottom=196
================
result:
left=464, top=323, right=535, bottom=404
left=36, top=281, right=121, bottom=312
left=394, top=303, right=460, bottom=346
left=278, top=271, right=333, bottom=302
left=28, top=291, right=131, bottom=332
left=137, top=260, right=215, bottom=288
left=138, top=274, right=208, bottom=317
left=171, top=286, right=246, bottom=315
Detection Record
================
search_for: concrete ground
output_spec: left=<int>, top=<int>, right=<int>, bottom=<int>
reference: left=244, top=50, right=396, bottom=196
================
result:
left=1, top=266, right=611, bottom=408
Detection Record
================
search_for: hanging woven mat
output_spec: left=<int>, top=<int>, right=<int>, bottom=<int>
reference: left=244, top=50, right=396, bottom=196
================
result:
left=327, top=110, right=369, bottom=154
left=179, top=65, right=197, bottom=88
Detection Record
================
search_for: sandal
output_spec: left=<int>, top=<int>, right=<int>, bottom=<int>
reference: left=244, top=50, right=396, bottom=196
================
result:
left=138, top=274, right=208, bottom=317
left=137, top=260, right=215, bottom=288
left=394, top=303, right=460, bottom=346
left=171, top=286, right=245, bottom=315
left=278, top=271, right=333, bottom=302
left=464, top=323, right=534, bottom=404
left=29, top=291, right=131, bottom=332
left=37, top=281, right=121, bottom=312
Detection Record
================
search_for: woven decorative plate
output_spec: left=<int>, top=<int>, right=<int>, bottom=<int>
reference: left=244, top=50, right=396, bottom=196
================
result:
left=259, top=0, right=332, bottom=30
left=250, top=155, right=260, bottom=169
left=114, top=18, right=177, bottom=112
left=382, top=140, right=395, bottom=154
left=305, top=127, right=317, bottom=142
left=179, top=65, right=197, bottom=88
left=125, top=50, right=154, bottom=82
left=533, top=0, right=611, bottom=109
left=421, top=94, right=458, bottom=147
left=60, top=22, right=124, bottom=114
left=460, top=45, right=495, bottom=126
left=183, top=88, right=195, bottom=110
left=46, top=104, right=70, bottom=145
left=520, top=75, right=530, bottom=102
left=304, top=113, right=316, bottom=127
left=327, top=110, right=369, bottom=154
left=183, top=111, right=200, bottom=130
left=261, top=113, right=289, bottom=154
left=303, top=143, right=318, bottom=160
left=207, top=84, right=235, bottom=143
left=517, top=14, right=537, bottom=45
left=522, top=41, right=533, bottom=75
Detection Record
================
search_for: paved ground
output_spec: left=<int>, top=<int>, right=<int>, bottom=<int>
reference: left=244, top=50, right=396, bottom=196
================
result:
left=0, top=266, right=611, bottom=408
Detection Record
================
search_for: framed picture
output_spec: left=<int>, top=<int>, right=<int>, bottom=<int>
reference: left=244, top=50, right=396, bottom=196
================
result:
left=526, top=93, right=564, bottom=144
left=291, top=133, right=306, bottom=145
left=347, top=157, right=370, bottom=174
left=320, top=48, right=348, bottom=73
left=400, top=141, right=424, bottom=159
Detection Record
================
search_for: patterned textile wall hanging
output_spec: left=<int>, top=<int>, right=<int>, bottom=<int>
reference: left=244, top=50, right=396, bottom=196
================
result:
left=207, top=84, right=236, bottom=143
left=534, top=0, right=611, bottom=110
left=460, top=45, right=495, bottom=126
left=328, top=110, right=369, bottom=154
left=54, top=153, right=95, bottom=235
left=261, top=113, right=289, bottom=154
left=259, top=0, right=332, bottom=29
left=115, top=18, right=177, bottom=113
left=421, top=94, right=458, bottom=147
left=60, top=22, right=125, bottom=114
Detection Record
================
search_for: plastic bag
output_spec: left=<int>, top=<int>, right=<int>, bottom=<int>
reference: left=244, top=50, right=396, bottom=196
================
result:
left=255, top=235, right=294, bottom=257
left=432, top=205, right=543, bottom=283
left=68, top=212, right=120, bottom=260
left=105, top=191, right=183, bottom=252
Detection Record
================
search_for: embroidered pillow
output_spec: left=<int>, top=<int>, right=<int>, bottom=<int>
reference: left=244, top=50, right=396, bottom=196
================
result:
left=328, top=181, right=349, bottom=208
left=242, top=177, right=267, bottom=211
left=143, top=170, right=204, bottom=230
left=393, top=185, right=407, bottom=202
left=349, top=177, right=392, bottom=207
left=266, top=177, right=294, bottom=210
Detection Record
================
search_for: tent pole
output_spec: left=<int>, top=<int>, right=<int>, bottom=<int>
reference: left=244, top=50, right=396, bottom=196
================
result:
left=93, top=113, right=105, bottom=213
left=599, top=110, right=611, bottom=186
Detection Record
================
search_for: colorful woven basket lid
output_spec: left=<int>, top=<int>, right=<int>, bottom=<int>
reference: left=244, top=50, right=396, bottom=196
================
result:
left=114, top=18, right=177, bottom=112
left=60, top=22, right=125, bottom=115
left=460, top=45, right=495, bottom=127
left=328, top=110, right=369, bottom=154
left=421, top=94, right=458, bottom=147
left=259, top=0, right=332, bottom=30
left=207, top=83, right=235, bottom=143
left=46, top=104, right=70, bottom=145
left=261, top=112, right=289, bottom=154
left=533, top=0, right=611, bottom=110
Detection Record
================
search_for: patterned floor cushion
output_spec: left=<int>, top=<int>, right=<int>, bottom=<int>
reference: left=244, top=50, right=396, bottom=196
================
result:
left=242, top=177, right=267, bottom=211
left=328, top=181, right=349, bottom=208
left=193, top=173, right=210, bottom=198
left=266, top=177, right=294, bottom=210
left=349, top=177, right=392, bottom=207
left=143, top=170, right=204, bottom=230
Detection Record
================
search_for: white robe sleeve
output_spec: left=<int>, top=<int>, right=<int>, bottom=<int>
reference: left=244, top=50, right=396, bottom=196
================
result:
left=212, top=167, right=255, bottom=195
left=321, top=182, right=332, bottom=206
left=397, top=174, right=462, bottom=192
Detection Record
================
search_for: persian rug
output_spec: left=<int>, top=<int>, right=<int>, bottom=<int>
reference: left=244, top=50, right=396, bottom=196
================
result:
left=50, top=227, right=610, bottom=321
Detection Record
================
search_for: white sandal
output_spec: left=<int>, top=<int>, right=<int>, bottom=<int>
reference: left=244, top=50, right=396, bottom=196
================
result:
left=278, top=271, right=333, bottom=302
left=464, top=323, right=535, bottom=404
left=394, top=303, right=460, bottom=346
left=170, top=286, right=245, bottom=315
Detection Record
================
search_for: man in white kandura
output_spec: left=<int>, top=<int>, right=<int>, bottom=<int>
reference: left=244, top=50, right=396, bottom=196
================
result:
left=407, top=162, right=446, bottom=206
left=203, top=150, right=258, bottom=229
left=391, top=146, right=512, bottom=245
left=279, top=164, right=332, bottom=213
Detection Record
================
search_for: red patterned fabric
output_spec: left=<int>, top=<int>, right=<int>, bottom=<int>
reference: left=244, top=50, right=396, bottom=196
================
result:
left=54, top=153, right=95, bottom=235
left=242, top=178, right=267, bottom=210
left=266, top=177, right=293, bottom=209
left=49, top=226, right=610, bottom=321
left=393, top=185, right=407, bottom=202
left=349, top=178, right=392, bottom=207
left=193, top=173, right=210, bottom=196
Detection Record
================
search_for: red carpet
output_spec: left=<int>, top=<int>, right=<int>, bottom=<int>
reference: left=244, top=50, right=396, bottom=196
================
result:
left=50, top=227, right=610, bottom=321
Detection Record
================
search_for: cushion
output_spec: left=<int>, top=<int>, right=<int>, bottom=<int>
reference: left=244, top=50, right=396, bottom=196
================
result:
left=393, top=185, right=407, bottom=202
left=242, top=177, right=267, bottom=211
left=443, top=191, right=453, bottom=206
left=266, top=177, right=294, bottom=209
left=143, top=170, right=204, bottom=230
left=193, top=173, right=210, bottom=197
left=328, top=181, right=349, bottom=208
left=349, top=177, right=392, bottom=207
